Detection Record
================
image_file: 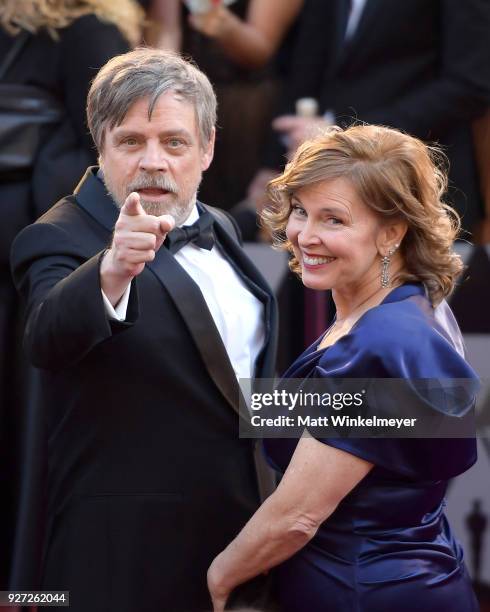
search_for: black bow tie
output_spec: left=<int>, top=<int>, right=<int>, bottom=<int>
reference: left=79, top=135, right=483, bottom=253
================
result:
left=165, top=210, right=215, bottom=254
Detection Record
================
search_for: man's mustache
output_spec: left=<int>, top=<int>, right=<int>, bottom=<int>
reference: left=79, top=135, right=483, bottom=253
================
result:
left=127, top=174, right=178, bottom=194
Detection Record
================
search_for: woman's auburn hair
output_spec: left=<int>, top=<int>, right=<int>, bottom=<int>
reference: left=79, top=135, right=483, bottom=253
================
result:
left=0, top=0, right=144, bottom=46
left=262, top=124, right=464, bottom=306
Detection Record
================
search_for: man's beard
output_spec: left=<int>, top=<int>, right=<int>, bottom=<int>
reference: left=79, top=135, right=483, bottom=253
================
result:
left=104, top=171, right=200, bottom=224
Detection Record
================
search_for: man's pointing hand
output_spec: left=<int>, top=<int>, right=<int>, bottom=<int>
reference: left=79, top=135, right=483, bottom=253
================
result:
left=100, top=192, right=175, bottom=306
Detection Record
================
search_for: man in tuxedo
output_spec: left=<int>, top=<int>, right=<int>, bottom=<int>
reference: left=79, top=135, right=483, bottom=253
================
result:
left=253, top=0, right=490, bottom=235
left=11, top=48, right=277, bottom=611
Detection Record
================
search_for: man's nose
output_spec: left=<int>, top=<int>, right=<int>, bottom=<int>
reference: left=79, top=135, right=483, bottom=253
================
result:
left=138, top=142, right=169, bottom=173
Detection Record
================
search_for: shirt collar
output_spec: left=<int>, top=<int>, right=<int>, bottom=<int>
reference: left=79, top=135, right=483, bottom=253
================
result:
left=180, top=201, right=199, bottom=227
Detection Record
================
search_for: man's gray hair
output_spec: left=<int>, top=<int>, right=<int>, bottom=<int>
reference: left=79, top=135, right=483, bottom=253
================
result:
left=87, top=47, right=217, bottom=151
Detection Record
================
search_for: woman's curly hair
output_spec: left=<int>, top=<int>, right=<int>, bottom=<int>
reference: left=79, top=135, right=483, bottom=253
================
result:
left=262, top=124, right=464, bottom=306
left=0, top=0, right=144, bottom=46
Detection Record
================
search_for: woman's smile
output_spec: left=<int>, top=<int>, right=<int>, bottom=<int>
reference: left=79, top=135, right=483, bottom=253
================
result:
left=301, top=252, right=337, bottom=269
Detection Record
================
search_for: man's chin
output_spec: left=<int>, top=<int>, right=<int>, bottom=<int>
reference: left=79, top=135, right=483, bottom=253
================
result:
left=139, top=197, right=191, bottom=222
left=139, top=198, right=171, bottom=216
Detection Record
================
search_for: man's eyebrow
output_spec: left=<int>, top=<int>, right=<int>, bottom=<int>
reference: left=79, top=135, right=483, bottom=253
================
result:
left=112, top=128, right=193, bottom=139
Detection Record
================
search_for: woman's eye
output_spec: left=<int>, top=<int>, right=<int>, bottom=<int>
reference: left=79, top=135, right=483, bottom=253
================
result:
left=291, top=204, right=306, bottom=216
left=327, top=217, right=343, bottom=225
left=122, top=137, right=138, bottom=146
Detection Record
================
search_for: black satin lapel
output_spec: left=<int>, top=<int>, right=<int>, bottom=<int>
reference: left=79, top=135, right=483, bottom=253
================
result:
left=332, top=0, right=352, bottom=64
left=147, top=246, right=241, bottom=414
left=73, top=166, right=119, bottom=232
left=342, top=0, right=383, bottom=61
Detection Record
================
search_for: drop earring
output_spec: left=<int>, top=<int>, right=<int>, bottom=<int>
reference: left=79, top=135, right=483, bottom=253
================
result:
left=380, top=244, right=399, bottom=288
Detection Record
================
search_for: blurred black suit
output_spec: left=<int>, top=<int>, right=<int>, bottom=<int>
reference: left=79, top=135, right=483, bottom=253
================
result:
left=266, top=0, right=490, bottom=232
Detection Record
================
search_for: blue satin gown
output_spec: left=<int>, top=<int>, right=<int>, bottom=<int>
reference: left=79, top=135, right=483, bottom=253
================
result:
left=264, top=284, right=479, bottom=612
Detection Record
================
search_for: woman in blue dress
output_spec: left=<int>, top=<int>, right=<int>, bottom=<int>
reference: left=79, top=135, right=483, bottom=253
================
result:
left=207, top=124, right=479, bottom=611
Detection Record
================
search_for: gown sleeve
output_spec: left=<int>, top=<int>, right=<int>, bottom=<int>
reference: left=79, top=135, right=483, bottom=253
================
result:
left=313, top=300, right=479, bottom=481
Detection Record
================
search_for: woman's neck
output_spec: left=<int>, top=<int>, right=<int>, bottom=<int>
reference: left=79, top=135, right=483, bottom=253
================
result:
left=333, top=259, right=405, bottom=321
left=332, top=282, right=394, bottom=323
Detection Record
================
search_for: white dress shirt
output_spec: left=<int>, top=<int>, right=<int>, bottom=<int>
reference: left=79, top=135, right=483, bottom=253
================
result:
left=102, top=204, right=265, bottom=380
left=345, top=0, right=368, bottom=41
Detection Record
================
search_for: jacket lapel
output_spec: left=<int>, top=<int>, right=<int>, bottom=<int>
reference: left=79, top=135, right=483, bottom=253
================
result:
left=146, top=246, right=242, bottom=415
left=314, top=0, right=354, bottom=78
left=73, top=166, right=119, bottom=232
left=333, top=0, right=353, bottom=65
left=339, top=0, right=384, bottom=67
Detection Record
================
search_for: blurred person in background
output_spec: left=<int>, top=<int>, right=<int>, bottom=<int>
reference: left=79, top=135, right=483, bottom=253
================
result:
left=0, top=0, right=143, bottom=588
left=145, top=0, right=303, bottom=212
left=448, top=107, right=490, bottom=336
left=250, top=0, right=490, bottom=239
left=472, top=108, right=490, bottom=244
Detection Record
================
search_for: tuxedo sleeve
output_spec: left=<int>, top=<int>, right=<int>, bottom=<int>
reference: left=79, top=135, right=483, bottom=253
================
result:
left=11, top=221, right=138, bottom=371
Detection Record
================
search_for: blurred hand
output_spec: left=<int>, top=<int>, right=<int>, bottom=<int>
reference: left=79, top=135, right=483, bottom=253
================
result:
left=272, top=115, right=331, bottom=155
left=100, top=192, right=175, bottom=305
left=188, top=4, right=232, bottom=39
left=247, top=168, right=279, bottom=212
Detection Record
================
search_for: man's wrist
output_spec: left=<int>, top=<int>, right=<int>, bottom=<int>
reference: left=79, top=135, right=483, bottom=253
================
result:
left=100, top=249, right=133, bottom=307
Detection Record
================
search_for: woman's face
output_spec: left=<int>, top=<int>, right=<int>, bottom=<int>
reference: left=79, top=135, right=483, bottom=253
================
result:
left=286, top=177, right=386, bottom=293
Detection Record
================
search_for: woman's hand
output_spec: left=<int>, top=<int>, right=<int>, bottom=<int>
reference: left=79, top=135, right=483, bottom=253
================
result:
left=188, top=4, right=234, bottom=39
left=207, top=555, right=231, bottom=612
left=187, top=0, right=304, bottom=69
left=272, top=115, right=332, bottom=156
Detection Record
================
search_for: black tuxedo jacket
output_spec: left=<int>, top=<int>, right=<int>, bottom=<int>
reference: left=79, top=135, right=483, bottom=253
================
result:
left=266, top=0, right=490, bottom=232
left=10, top=168, right=278, bottom=611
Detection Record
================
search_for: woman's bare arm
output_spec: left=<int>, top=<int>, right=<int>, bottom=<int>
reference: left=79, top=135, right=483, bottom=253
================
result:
left=147, top=0, right=182, bottom=51
left=188, top=0, right=304, bottom=69
left=207, top=435, right=373, bottom=611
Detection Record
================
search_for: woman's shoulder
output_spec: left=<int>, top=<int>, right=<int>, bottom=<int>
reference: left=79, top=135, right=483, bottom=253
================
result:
left=317, top=286, right=475, bottom=379
left=359, top=292, right=434, bottom=347
left=358, top=285, right=457, bottom=348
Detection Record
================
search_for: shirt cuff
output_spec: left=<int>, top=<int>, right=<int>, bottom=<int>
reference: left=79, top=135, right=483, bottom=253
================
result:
left=101, top=284, right=131, bottom=321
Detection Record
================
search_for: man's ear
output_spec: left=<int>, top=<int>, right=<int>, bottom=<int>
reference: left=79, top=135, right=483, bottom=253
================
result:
left=200, top=127, right=215, bottom=171
left=97, top=129, right=107, bottom=167
left=377, top=219, right=408, bottom=255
